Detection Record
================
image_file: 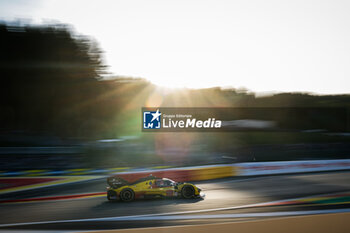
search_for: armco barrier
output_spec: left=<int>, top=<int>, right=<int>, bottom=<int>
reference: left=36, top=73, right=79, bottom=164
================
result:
left=115, top=165, right=234, bottom=183
left=1, top=159, right=350, bottom=181
left=113, top=159, right=350, bottom=182
left=190, top=165, right=234, bottom=181
left=116, top=169, right=192, bottom=183
left=235, top=159, right=350, bottom=176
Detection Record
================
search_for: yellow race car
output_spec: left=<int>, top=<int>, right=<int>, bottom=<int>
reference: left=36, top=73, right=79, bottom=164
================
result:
left=106, top=175, right=202, bottom=202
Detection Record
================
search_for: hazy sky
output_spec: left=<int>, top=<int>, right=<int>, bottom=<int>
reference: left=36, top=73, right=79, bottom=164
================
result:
left=1, top=0, right=350, bottom=94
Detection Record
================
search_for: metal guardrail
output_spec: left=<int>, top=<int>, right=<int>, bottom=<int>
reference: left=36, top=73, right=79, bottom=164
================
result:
left=0, top=147, right=83, bottom=154
left=1, top=160, right=350, bottom=179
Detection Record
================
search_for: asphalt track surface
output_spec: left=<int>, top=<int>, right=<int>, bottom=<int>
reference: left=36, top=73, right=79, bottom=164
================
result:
left=1, top=171, right=350, bottom=231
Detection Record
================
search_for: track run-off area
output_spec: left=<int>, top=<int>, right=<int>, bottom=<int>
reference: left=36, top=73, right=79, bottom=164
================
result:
left=0, top=171, right=350, bottom=231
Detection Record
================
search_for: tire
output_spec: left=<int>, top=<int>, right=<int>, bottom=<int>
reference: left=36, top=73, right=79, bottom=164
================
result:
left=107, top=190, right=117, bottom=201
left=120, top=188, right=135, bottom=202
left=181, top=185, right=195, bottom=199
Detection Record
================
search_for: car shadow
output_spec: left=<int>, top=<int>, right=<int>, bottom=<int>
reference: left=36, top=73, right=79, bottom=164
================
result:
left=92, top=196, right=205, bottom=212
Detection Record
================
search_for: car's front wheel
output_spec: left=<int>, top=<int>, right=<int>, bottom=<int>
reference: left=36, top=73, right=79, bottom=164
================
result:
left=120, top=188, right=135, bottom=202
left=181, top=185, right=195, bottom=199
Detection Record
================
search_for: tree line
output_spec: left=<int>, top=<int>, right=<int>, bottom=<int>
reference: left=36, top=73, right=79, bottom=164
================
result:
left=1, top=23, right=349, bottom=138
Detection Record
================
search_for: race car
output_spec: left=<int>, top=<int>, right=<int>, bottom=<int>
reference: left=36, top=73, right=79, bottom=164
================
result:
left=106, top=175, right=202, bottom=202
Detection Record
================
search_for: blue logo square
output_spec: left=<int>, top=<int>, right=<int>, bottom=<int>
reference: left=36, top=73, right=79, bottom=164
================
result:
left=143, top=109, right=161, bottom=129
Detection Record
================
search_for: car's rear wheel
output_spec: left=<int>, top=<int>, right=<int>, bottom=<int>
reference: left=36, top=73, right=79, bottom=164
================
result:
left=120, top=188, right=135, bottom=202
left=181, top=185, right=195, bottom=199
left=107, top=190, right=117, bottom=201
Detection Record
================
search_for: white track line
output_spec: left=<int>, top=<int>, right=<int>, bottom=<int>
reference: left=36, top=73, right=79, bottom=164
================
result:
left=0, top=192, right=349, bottom=228
left=1, top=208, right=350, bottom=227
